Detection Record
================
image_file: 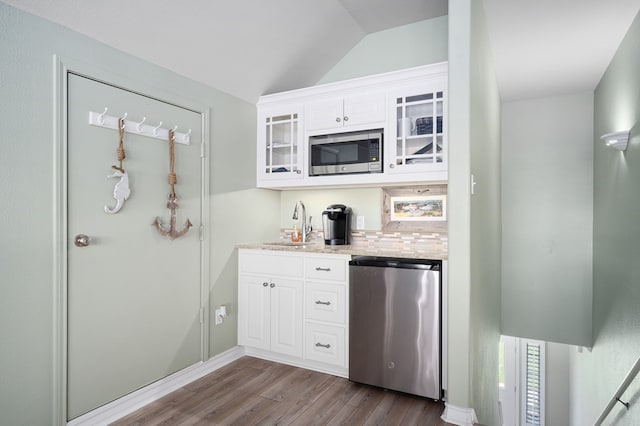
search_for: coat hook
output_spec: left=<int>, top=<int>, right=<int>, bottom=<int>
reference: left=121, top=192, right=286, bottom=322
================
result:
left=136, top=116, right=146, bottom=132
left=98, top=107, right=108, bottom=125
left=121, top=112, right=128, bottom=129
left=185, top=129, right=192, bottom=137
left=153, top=121, right=163, bottom=136
left=172, top=125, right=178, bottom=132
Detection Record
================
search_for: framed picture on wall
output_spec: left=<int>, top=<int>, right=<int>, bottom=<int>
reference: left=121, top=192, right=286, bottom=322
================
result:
left=389, top=195, right=446, bottom=221
left=382, top=185, right=448, bottom=232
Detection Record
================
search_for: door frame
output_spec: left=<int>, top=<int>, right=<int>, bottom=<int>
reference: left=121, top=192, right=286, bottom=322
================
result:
left=52, top=55, right=211, bottom=425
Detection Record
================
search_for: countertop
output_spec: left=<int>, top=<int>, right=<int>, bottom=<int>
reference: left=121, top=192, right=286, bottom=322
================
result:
left=236, top=241, right=447, bottom=260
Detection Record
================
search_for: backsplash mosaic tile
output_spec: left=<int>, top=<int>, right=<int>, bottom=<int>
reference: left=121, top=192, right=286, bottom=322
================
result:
left=279, top=229, right=448, bottom=257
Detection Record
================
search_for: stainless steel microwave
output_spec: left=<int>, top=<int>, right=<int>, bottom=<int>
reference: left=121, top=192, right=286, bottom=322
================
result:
left=309, top=129, right=383, bottom=176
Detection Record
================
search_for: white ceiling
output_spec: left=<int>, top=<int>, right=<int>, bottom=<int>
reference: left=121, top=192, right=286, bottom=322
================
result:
left=2, top=0, right=639, bottom=103
left=483, top=0, right=640, bottom=101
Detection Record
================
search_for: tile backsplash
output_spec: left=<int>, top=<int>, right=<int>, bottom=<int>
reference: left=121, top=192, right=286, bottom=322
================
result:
left=279, top=228, right=448, bottom=257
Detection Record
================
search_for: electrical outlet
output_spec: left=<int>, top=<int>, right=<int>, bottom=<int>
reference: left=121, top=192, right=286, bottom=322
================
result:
left=215, top=305, right=227, bottom=325
left=356, top=215, right=365, bottom=230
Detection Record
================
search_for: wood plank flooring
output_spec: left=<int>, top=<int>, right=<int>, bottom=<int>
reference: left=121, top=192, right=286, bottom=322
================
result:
left=112, top=356, right=450, bottom=425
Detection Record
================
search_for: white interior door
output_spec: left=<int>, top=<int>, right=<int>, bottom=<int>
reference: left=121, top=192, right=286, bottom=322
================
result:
left=67, top=74, right=203, bottom=420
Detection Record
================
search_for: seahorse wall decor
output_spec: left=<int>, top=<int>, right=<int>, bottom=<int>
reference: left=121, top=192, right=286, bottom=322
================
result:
left=104, top=116, right=131, bottom=214
left=104, top=169, right=131, bottom=214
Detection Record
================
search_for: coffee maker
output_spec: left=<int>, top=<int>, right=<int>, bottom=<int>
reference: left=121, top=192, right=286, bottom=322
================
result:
left=322, top=204, right=352, bottom=245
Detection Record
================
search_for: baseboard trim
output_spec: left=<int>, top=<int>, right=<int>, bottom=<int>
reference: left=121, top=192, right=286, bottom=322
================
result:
left=244, top=347, right=348, bottom=378
left=441, top=402, right=479, bottom=426
left=67, top=346, right=245, bottom=425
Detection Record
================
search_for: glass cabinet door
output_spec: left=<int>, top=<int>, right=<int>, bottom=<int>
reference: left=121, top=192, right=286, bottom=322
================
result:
left=264, top=112, right=301, bottom=177
left=394, top=90, right=445, bottom=169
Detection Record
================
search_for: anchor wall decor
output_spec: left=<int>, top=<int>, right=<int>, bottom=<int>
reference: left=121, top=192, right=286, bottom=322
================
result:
left=153, top=129, right=192, bottom=240
left=104, top=117, right=131, bottom=214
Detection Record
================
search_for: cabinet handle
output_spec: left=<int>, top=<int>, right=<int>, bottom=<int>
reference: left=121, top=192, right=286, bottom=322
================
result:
left=263, top=282, right=269, bottom=287
left=296, top=170, right=301, bottom=174
left=315, top=267, right=331, bottom=272
left=343, top=116, right=349, bottom=122
left=335, top=117, right=341, bottom=123
left=389, top=164, right=395, bottom=168
left=315, top=300, right=331, bottom=306
left=270, top=282, right=275, bottom=288
left=315, top=342, right=331, bottom=349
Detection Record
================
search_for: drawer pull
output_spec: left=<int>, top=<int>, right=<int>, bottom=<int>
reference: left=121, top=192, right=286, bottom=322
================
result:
left=315, top=342, right=331, bottom=349
left=262, top=282, right=269, bottom=287
left=315, top=267, right=331, bottom=272
left=315, top=300, right=331, bottom=306
left=270, top=282, right=276, bottom=288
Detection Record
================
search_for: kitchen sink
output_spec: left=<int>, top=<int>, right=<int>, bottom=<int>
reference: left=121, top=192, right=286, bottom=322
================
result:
left=263, top=241, right=308, bottom=247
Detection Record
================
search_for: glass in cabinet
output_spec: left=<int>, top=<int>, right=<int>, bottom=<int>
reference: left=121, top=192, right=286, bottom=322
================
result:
left=390, top=87, right=446, bottom=173
left=258, top=106, right=303, bottom=183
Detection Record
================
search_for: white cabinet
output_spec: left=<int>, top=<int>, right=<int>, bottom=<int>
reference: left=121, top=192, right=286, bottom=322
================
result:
left=387, top=81, right=447, bottom=175
left=303, top=254, right=349, bottom=369
left=257, top=104, right=304, bottom=187
left=305, top=92, right=386, bottom=133
left=238, top=249, right=350, bottom=376
left=238, top=250, right=303, bottom=357
left=256, top=62, right=449, bottom=188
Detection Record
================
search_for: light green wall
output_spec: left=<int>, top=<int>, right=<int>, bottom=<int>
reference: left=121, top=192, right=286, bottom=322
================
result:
left=446, top=0, right=472, bottom=410
left=501, top=93, right=593, bottom=346
left=571, top=10, right=640, bottom=425
left=468, top=1, right=502, bottom=424
left=0, top=4, right=275, bottom=424
left=317, top=16, right=448, bottom=85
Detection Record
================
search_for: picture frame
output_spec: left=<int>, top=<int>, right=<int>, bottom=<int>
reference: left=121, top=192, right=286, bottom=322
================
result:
left=382, top=185, right=448, bottom=232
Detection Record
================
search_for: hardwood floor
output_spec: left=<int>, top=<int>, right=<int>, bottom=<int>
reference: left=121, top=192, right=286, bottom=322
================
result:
left=112, top=356, right=450, bottom=425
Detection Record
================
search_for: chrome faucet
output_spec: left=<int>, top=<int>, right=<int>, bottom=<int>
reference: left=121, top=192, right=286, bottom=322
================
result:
left=292, top=201, right=313, bottom=242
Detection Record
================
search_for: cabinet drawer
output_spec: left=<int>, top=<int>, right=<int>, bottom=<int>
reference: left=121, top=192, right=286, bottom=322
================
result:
left=239, top=250, right=303, bottom=278
left=304, top=256, right=347, bottom=282
left=305, top=282, right=346, bottom=324
left=304, top=322, right=346, bottom=367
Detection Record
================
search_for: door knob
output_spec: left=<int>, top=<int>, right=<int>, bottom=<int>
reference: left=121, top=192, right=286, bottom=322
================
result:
left=74, top=234, right=90, bottom=247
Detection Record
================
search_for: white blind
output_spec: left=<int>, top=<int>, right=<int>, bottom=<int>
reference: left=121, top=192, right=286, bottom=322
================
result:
left=523, top=340, right=545, bottom=426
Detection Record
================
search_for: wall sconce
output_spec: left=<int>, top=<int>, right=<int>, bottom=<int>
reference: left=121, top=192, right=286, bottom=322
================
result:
left=600, top=130, right=630, bottom=151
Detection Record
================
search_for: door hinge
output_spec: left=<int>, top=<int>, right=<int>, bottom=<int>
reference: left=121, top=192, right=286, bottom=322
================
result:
left=199, top=225, right=204, bottom=241
left=200, top=143, right=205, bottom=158
left=199, top=307, right=204, bottom=324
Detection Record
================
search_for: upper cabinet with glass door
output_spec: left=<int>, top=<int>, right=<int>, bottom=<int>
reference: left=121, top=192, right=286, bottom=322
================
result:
left=257, top=105, right=304, bottom=186
left=256, top=62, right=448, bottom=188
left=387, top=81, right=447, bottom=176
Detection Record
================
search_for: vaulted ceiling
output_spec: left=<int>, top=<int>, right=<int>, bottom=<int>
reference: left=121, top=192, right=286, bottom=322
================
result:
left=2, top=0, right=639, bottom=103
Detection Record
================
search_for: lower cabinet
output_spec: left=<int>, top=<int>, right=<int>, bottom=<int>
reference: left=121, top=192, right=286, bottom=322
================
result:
left=238, top=250, right=304, bottom=357
left=304, top=322, right=346, bottom=366
left=238, top=274, right=303, bottom=357
left=238, top=249, right=349, bottom=377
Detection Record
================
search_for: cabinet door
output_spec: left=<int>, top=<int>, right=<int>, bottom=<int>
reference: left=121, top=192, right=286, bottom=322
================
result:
left=270, top=278, right=304, bottom=357
left=387, top=83, right=447, bottom=175
left=343, top=92, right=386, bottom=128
left=238, top=275, right=271, bottom=351
left=305, top=98, right=343, bottom=132
left=305, top=93, right=386, bottom=132
left=257, top=105, right=303, bottom=184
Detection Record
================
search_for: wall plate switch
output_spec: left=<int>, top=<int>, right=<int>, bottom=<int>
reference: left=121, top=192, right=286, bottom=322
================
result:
left=356, top=215, right=365, bottom=230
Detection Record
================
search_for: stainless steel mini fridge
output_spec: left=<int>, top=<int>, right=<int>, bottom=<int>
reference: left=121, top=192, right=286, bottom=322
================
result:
left=348, top=256, right=441, bottom=399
